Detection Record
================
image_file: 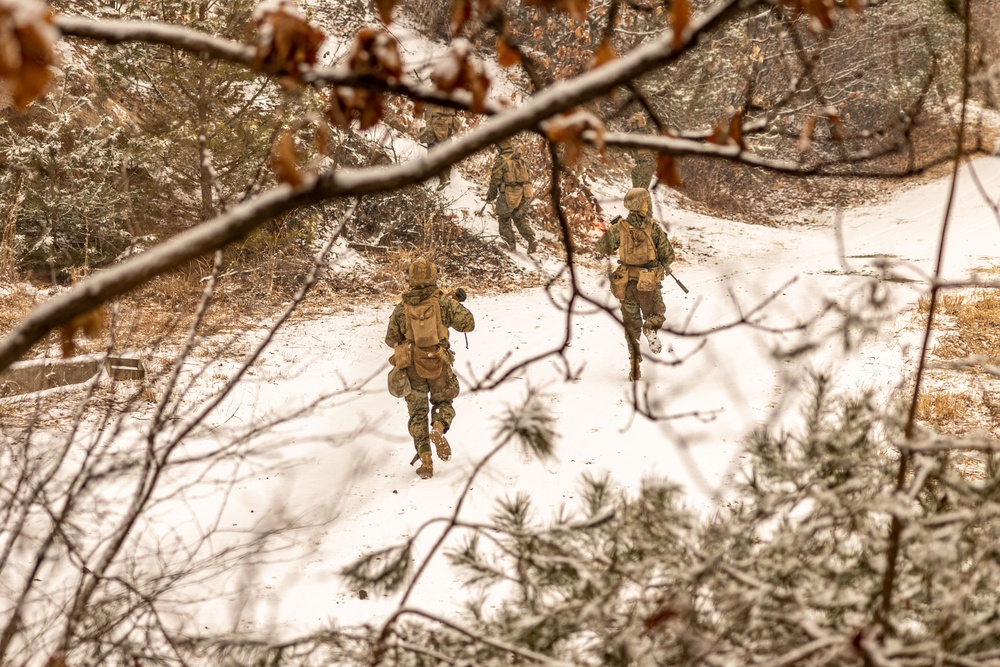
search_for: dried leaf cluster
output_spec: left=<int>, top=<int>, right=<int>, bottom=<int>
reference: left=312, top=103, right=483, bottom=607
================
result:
left=58, top=308, right=104, bottom=357
left=669, top=0, right=691, bottom=51
left=0, top=0, right=59, bottom=108
left=778, top=0, right=865, bottom=34
left=251, top=2, right=325, bottom=83
left=545, top=110, right=606, bottom=167
left=323, top=28, right=403, bottom=131
left=709, top=110, right=744, bottom=148
left=430, top=39, right=491, bottom=113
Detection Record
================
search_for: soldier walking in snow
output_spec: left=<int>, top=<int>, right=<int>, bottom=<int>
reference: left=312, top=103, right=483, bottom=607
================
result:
left=626, top=113, right=655, bottom=190
left=597, top=187, right=674, bottom=381
left=419, top=105, right=461, bottom=189
left=385, top=258, right=475, bottom=479
left=486, top=137, right=538, bottom=254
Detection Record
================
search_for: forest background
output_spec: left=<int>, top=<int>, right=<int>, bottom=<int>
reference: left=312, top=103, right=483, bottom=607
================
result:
left=4, top=0, right=1000, bottom=665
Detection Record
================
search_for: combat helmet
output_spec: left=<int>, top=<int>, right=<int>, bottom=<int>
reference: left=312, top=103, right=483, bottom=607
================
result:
left=623, top=187, right=652, bottom=213
left=496, top=137, right=513, bottom=152
left=627, top=113, right=646, bottom=130
left=408, top=258, right=438, bottom=287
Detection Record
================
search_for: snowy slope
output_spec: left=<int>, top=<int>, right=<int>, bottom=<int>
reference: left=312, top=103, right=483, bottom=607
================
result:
left=144, top=156, right=1000, bottom=639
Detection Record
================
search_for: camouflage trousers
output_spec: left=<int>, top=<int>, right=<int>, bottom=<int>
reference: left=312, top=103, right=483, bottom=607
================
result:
left=496, top=199, right=535, bottom=249
left=630, top=150, right=655, bottom=189
left=631, top=163, right=654, bottom=189
left=404, top=364, right=460, bottom=455
left=620, top=280, right=665, bottom=360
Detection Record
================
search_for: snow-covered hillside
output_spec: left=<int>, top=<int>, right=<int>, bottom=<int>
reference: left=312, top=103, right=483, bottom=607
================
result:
left=146, top=154, right=1000, bottom=639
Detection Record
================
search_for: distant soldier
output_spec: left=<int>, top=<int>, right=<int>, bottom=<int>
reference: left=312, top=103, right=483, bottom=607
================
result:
left=626, top=113, right=655, bottom=190
left=385, top=258, right=475, bottom=479
left=419, top=105, right=461, bottom=188
left=486, top=137, right=538, bottom=254
left=596, top=188, right=674, bottom=381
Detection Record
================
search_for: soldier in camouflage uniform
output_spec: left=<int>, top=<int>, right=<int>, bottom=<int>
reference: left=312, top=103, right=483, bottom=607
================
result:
left=486, top=138, right=538, bottom=254
left=385, top=259, right=475, bottom=479
left=419, top=105, right=461, bottom=189
left=596, top=188, right=674, bottom=381
left=626, top=113, right=656, bottom=190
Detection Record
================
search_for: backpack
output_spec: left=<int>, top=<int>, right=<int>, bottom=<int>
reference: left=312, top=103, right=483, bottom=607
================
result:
left=403, top=293, right=450, bottom=379
left=503, top=152, right=530, bottom=185
left=618, top=220, right=657, bottom=267
left=501, top=152, right=533, bottom=208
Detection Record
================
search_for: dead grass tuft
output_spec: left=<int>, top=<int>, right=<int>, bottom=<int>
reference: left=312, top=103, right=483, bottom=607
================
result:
left=915, top=389, right=977, bottom=431
left=912, top=275, right=1000, bottom=443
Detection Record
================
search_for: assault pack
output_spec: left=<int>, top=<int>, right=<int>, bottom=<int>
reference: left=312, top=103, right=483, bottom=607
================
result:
left=392, top=291, right=452, bottom=380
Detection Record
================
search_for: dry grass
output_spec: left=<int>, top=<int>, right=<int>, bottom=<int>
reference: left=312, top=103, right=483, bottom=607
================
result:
left=914, top=389, right=978, bottom=431
left=912, top=276, right=1000, bottom=448
left=918, top=289, right=1000, bottom=364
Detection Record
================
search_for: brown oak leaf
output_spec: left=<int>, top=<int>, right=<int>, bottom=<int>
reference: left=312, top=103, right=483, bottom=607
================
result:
left=496, top=36, right=521, bottom=68
left=544, top=110, right=606, bottom=168
left=656, top=153, right=683, bottom=189
left=374, top=0, right=400, bottom=24
left=57, top=308, right=106, bottom=358
left=0, top=1, right=60, bottom=109
left=252, top=3, right=325, bottom=83
left=670, top=0, right=690, bottom=51
left=450, top=0, right=472, bottom=36
left=269, top=131, right=304, bottom=188
left=431, top=40, right=491, bottom=112
left=588, top=38, right=617, bottom=71
left=349, top=27, right=403, bottom=82
left=325, top=86, right=385, bottom=130
left=798, top=115, right=817, bottom=153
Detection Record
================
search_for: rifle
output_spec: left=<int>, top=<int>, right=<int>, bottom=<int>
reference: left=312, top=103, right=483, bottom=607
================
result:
left=478, top=200, right=490, bottom=216
left=668, top=271, right=690, bottom=294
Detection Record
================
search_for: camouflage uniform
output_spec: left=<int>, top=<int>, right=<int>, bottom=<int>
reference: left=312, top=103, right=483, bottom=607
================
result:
left=626, top=113, right=655, bottom=189
left=486, top=140, right=537, bottom=253
left=385, top=266, right=475, bottom=475
left=597, top=188, right=674, bottom=380
left=420, top=106, right=460, bottom=188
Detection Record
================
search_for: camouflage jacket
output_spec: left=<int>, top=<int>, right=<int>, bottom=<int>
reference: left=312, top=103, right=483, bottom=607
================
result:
left=486, top=149, right=529, bottom=202
left=596, top=212, right=674, bottom=269
left=385, top=285, right=475, bottom=350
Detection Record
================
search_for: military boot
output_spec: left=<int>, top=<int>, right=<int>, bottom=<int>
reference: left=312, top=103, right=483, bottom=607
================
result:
left=431, top=421, right=451, bottom=460
left=500, top=238, right=515, bottom=252
left=643, top=326, right=662, bottom=354
left=527, top=238, right=539, bottom=254
left=416, top=451, right=433, bottom=479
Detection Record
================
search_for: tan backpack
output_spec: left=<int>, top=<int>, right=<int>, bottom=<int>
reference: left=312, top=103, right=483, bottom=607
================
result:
left=503, top=152, right=530, bottom=184
left=403, top=293, right=450, bottom=379
left=618, top=221, right=657, bottom=267
left=502, top=152, right=533, bottom=208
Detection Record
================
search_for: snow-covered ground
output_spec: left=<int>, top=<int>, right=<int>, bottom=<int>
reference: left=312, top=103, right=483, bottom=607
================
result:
left=147, top=154, right=1000, bottom=639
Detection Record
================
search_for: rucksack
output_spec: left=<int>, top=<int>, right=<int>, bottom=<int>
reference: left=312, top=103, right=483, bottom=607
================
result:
left=503, top=152, right=530, bottom=184
left=404, top=292, right=448, bottom=349
left=618, top=220, right=657, bottom=266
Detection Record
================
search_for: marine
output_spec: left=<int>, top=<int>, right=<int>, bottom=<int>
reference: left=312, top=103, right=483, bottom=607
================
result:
left=596, top=187, right=675, bottom=381
left=626, top=113, right=655, bottom=190
left=420, top=105, right=461, bottom=189
left=486, top=137, right=538, bottom=254
left=385, top=259, right=475, bottom=478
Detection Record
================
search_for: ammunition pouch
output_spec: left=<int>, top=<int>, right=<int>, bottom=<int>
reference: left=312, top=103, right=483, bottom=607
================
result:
left=610, top=266, right=629, bottom=300
left=636, top=267, right=662, bottom=292
left=393, top=342, right=413, bottom=369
